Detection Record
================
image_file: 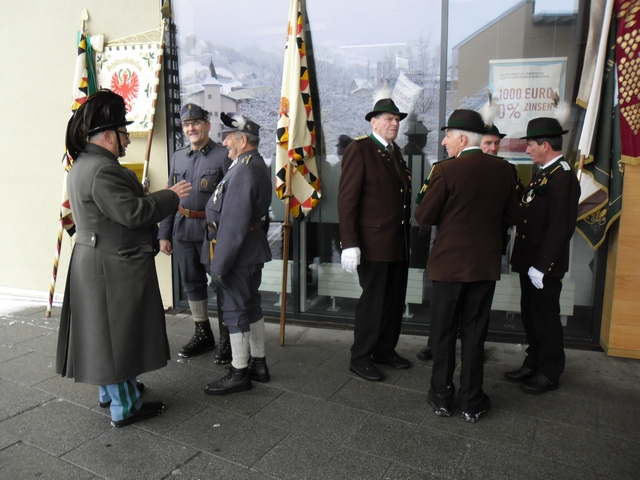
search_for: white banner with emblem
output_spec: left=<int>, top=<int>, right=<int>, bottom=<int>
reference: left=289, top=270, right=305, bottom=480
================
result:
left=95, top=28, right=164, bottom=136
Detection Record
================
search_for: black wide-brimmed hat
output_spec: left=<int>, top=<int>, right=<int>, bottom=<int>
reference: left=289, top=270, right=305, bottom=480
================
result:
left=485, top=124, right=506, bottom=138
left=180, top=103, right=209, bottom=121
left=520, top=117, right=569, bottom=139
left=220, top=112, right=261, bottom=136
left=365, top=98, right=408, bottom=121
left=441, top=109, right=489, bottom=134
left=84, top=90, right=133, bottom=136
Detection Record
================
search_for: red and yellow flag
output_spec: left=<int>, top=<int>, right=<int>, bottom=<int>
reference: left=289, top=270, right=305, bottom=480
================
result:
left=275, top=0, right=321, bottom=218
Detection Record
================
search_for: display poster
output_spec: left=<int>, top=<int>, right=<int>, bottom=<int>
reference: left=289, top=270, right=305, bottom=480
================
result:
left=489, top=57, right=567, bottom=159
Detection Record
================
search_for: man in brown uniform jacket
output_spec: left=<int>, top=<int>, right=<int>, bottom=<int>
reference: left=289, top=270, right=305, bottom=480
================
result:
left=415, top=110, right=518, bottom=422
left=505, top=117, right=580, bottom=394
left=338, top=98, right=412, bottom=382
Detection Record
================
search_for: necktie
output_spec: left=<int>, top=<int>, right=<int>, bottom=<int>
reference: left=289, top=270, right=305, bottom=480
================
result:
left=387, top=144, right=404, bottom=179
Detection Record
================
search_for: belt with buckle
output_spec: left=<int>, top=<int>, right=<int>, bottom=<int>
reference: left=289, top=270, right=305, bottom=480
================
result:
left=178, top=206, right=206, bottom=219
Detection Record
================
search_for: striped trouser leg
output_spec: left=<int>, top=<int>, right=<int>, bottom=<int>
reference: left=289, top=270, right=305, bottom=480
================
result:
left=99, top=378, right=143, bottom=422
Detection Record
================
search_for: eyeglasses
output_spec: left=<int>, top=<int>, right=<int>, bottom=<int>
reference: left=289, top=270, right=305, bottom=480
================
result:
left=182, top=120, right=205, bottom=128
left=116, top=130, right=130, bottom=139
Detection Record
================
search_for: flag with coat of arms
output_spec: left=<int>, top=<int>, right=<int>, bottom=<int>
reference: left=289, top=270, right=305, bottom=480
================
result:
left=275, top=0, right=321, bottom=218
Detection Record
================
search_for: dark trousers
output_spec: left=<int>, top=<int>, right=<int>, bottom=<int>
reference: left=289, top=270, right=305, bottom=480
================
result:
left=519, top=273, right=565, bottom=380
left=430, top=280, right=495, bottom=412
left=217, top=264, right=264, bottom=334
left=350, top=259, right=409, bottom=366
left=174, top=238, right=208, bottom=301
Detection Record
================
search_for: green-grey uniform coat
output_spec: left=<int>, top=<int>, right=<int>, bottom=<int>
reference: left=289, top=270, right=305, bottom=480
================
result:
left=56, top=143, right=179, bottom=385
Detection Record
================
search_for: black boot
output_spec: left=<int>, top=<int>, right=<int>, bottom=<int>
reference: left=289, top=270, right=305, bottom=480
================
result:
left=204, top=366, right=252, bottom=395
left=248, top=357, right=270, bottom=383
left=178, top=321, right=215, bottom=358
left=214, top=321, right=232, bottom=364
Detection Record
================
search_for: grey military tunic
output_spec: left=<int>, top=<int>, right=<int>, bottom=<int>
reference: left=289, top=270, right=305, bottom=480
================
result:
left=202, top=149, right=272, bottom=332
left=158, top=139, right=230, bottom=241
left=56, top=143, right=179, bottom=385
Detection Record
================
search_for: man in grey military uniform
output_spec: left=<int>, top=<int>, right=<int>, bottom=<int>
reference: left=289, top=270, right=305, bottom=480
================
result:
left=202, top=112, right=272, bottom=395
left=158, top=104, right=232, bottom=361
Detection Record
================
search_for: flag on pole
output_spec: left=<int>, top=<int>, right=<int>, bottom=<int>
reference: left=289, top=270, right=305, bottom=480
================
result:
left=61, top=27, right=99, bottom=235
left=275, top=0, right=321, bottom=218
left=575, top=1, right=623, bottom=249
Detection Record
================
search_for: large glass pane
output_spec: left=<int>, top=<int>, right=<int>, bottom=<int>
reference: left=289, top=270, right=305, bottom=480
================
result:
left=446, top=0, right=596, bottom=339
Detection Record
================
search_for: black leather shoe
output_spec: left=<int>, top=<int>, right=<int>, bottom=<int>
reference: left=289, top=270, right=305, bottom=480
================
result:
left=349, top=363, right=382, bottom=381
left=100, top=381, right=145, bottom=408
left=371, top=353, right=411, bottom=369
left=214, top=323, right=232, bottom=364
left=461, top=394, right=491, bottom=423
left=416, top=346, right=433, bottom=361
left=520, top=373, right=559, bottom=394
left=204, top=366, right=252, bottom=395
left=427, top=388, right=453, bottom=417
left=248, top=357, right=270, bottom=383
left=111, top=401, right=165, bottom=427
left=504, top=366, right=536, bottom=383
left=179, top=321, right=216, bottom=358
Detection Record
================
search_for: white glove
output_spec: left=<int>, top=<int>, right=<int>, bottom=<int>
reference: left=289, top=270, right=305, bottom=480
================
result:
left=341, top=247, right=361, bottom=273
left=528, top=266, right=544, bottom=289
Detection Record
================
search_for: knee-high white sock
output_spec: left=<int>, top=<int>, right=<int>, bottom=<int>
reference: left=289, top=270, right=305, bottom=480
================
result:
left=249, top=318, right=266, bottom=358
left=230, top=332, right=250, bottom=369
left=189, top=299, right=209, bottom=323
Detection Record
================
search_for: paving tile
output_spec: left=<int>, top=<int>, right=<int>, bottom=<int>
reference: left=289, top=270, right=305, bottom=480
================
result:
left=115, top=388, right=207, bottom=435
left=1, top=399, right=110, bottom=456
left=597, top=401, right=640, bottom=443
left=0, top=377, right=54, bottom=421
left=179, top=377, right=284, bottom=418
left=167, top=451, right=272, bottom=479
left=252, top=434, right=390, bottom=480
left=343, top=414, right=469, bottom=478
left=485, top=379, right=599, bottom=430
left=16, top=331, right=58, bottom=356
left=264, top=341, right=337, bottom=367
left=0, top=429, right=19, bottom=450
left=137, top=357, right=215, bottom=396
left=381, top=463, right=443, bottom=479
left=419, top=405, right=537, bottom=452
left=0, top=441, right=94, bottom=479
left=290, top=326, right=353, bottom=349
left=62, top=426, right=197, bottom=480
left=34, top=375, right=100, bottom=409
left=264, top=321, right=308, bottom=344
left=533, top=419, right=640, bottom=479
left=393, top=362, right=432, bottom=392
left=0, top=321, right=50, bottom=346
left=328, top=378, right=427, bottom=424
left=456, top=441, right=597, bottom=480
left=0, top=350, right=57, bottom=386
left=0, top=342, right=30, bottom=363
left=252, top=391, right=370, bottom=445
left=164, top=406, right=288, bottom=467
left=265, top=359, right=351, bottom=400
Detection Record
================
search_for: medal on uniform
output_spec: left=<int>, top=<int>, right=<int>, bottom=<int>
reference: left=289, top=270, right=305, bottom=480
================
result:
left=213, top=181, right=225, bottom=204
left=201, top=178, right=208, bottom=189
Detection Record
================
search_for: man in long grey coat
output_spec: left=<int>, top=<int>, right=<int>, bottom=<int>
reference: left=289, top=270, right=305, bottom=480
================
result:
left=56, top=90, right=190, bottom=427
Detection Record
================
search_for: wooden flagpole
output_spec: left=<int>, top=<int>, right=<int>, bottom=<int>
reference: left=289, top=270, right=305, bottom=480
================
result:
left=279, top=162, right=294, bottom=345
left=141, top=18, right=167, bottom=190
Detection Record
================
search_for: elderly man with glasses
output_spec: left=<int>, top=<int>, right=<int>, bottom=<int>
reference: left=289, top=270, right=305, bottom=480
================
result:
left=158, top=104, right=232, bottom=362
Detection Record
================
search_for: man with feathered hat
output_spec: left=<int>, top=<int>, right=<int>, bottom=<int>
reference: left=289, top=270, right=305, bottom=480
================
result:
left=414, top=109, right=519, bottom=423
left=57, top=90, right=190, bottom=427
left=337, top=96, right=413, bottom=382
left=505, top=113, right=580, bottom=395
left=201, top=112, right=272, bottom=395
